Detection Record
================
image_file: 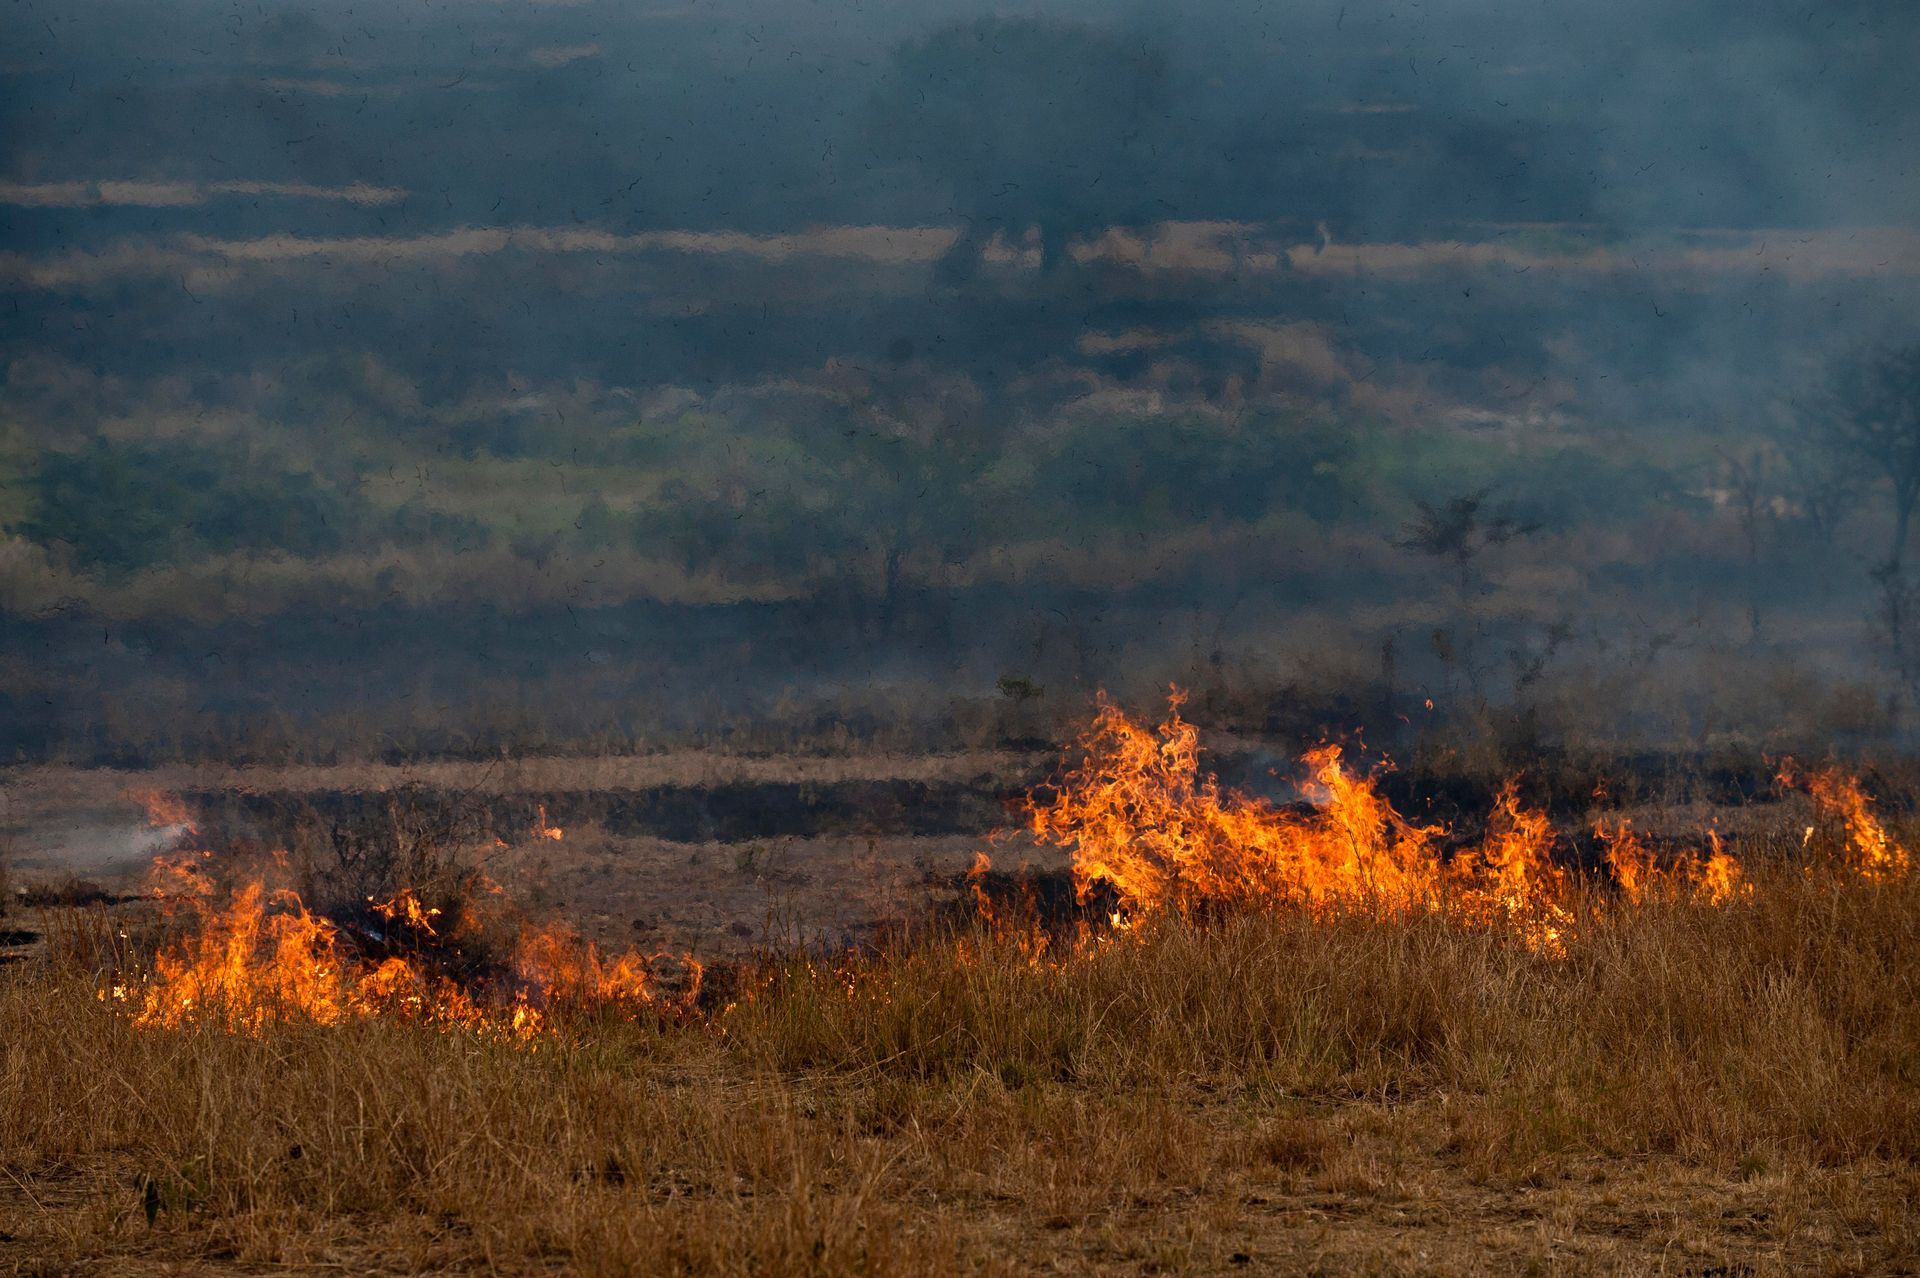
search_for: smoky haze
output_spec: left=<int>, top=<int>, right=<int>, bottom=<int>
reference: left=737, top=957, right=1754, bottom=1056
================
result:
left=2, top=0, right=1918, bottom=762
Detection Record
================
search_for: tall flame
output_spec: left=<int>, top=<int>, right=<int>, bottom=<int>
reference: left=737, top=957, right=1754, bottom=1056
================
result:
left=1791, top=764, right=1912, bottom=880
left=1598, top=819, right=1750, bottom=906
left=1024, top=691, right=1915, bottom=953
left=1028, top=691, right=1447, bottom=919
left=1446, top=781, right=1569, bottom=954
left=1026, top=691, right=1584, bottom=949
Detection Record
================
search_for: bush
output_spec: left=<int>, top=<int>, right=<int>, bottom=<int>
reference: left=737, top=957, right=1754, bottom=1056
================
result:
left=22, top=438, right=371, bottom=572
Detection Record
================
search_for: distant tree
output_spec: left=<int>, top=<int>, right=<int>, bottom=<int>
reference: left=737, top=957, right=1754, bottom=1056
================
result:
left=1773, top=415, right=1860, bottom=551
left=571, top=496, right=622, bottom=551
left=1716, top=444, right=1780, bottom=642
left=1399, top=489, right=1538, bottom=596
left=1398, top=489, right=1540, bottom=708
left=835, top=392, right=978, bottom=640
left=24, top=439, right=363, bottom=573
left=869, top=17, right=1170, bottom=283
left=1807, top=343, right=1920, bottom=668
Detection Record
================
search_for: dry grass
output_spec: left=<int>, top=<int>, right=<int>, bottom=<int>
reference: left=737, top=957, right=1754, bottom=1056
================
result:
left=3, top=750, right=1043, bottom=812
left=3, top=846, right=1918, bottom=1275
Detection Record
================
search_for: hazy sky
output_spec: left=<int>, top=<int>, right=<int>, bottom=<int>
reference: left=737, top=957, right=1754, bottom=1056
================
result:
left=4, top=2, right=1919, bottom=758
left=4, top=0, right=1912, bottom=398
left=4, top=0, right=1915, bottom=246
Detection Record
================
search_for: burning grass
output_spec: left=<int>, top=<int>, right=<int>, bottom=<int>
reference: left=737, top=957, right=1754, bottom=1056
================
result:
left=3, top=693, right=1919, bottom=1273
left=119, top=848, right=700, bottom=1038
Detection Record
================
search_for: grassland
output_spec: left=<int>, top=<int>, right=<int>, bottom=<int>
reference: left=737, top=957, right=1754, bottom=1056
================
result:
left=3, top=812, right=1918, bottom=1276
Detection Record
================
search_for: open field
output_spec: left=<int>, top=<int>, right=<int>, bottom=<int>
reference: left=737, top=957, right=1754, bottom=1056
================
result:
left=4, top=698, right=1919, bottom=1276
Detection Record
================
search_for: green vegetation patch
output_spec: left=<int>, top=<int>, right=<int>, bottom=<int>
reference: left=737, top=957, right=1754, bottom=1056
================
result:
left=21, top=439, right=375, bottom=573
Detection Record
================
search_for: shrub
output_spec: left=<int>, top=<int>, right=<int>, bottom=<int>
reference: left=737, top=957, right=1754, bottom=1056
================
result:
left=23, top=438, right=371, bottom=572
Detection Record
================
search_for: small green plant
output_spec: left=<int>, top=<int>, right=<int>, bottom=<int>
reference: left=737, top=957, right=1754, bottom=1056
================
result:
left=997, top=675, right=1044, bottom=703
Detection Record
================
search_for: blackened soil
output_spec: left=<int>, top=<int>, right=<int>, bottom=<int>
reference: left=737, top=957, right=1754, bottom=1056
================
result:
left=172, top=750, right=1788, bottom=861
left=180, top=777, right=1032, bottom=850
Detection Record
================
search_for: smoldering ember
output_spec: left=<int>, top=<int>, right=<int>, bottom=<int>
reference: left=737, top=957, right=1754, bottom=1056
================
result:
left=3, top=3, right=1919, bottom=1275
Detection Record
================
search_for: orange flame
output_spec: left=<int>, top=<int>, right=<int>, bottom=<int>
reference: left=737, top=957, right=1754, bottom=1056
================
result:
left=113, top=728, right=1913, bottom=1042
left=1447, top=781, right=1569, bottom=954
left=1788, top=763, right=1912, bottom=880
left=123, top=870, right=694, bottom=1036
left=966, top=850, right=996, bottom=924
left=1597, top=819, right=1750, bottom=907
left=1028, top=691, right=1447, bottom=920
left=1024, top=690, right=1878, bottom=954
left=533, top=805, right=564, bottom=842
left=134, top=881, right=364, bottom=1032
left=371, top=890, right=442, bottom=936
left=1598, top=817, right=1654, bottom=904
left=1693, top=831, right=1751, bottom=905
left=143, top=849, right=218, bottom=902
left=127, top=788, right=194, bottom=832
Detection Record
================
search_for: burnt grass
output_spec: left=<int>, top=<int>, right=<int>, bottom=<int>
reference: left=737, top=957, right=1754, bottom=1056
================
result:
left=178, top=776, right=1027, bottom=851
left=169, top=749, right=1806, bottom=887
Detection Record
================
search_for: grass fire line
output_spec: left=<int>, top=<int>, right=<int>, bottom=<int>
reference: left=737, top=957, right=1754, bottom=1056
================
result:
left=89, top=689, right=1914, bottom=1035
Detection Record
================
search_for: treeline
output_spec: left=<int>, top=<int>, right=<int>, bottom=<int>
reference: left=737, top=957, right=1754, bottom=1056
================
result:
left=6, top=404, right=1692, bottom=594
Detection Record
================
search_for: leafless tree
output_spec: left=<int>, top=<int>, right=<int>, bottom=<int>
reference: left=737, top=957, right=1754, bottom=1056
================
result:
left=1717, top=444, right=1778, bottom=642
left=1399, top=489, right=1539, bottom=596
left=1807, top=344, right=1920, bottom=671
left=1399, top=489, right=1540, bottom=706
left=1774, top=417, right=1860, bottom=550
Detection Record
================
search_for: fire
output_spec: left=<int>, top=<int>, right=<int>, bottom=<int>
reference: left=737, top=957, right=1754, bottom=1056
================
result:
left=965, top=850, right=997, bottom=923
left=1026, top=690, right=1582, bottom=949
left=105, top=696, right=1916, bottom=1042
left=1599, top=818, right=1654, bottom=903
left=144, top=848, right=218, bottom=901
left=135, top=881, right=366, bottom=1032
left=534, top=805, right=564, bottom=841
left=1790, top=764, right=1912, bottom=880
left=1447, top=781, right=1569, bottom=954
left=511, top=919, right=695, bottom=1012
left=1597, top=819, right=1750, bottom=906
left=1694, top=833, right=1750, bottom=906
left=1024, top=690, right=1920, bottom=954
left=122, top=861, right=694, bottom=1036
left=128, top=788, right=194, bottom=833
left=371, top=889, right=442, bottom=935
left=1027, top=695, right=1916, bottom=954
left=1027, top=691, right=1446, bottom=919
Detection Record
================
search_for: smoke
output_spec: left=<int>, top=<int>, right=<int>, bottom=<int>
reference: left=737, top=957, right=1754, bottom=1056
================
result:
left=7, top=816, right=191, bottom=881
left=2, top=0, right=1918, bottom=759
